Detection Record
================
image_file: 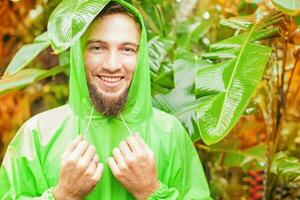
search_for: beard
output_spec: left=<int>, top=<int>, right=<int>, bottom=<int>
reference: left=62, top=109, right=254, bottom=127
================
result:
left=87, top=81, right=128, bottom=117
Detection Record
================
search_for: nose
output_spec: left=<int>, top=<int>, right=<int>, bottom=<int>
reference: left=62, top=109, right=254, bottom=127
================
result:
left=102, top=50, right=122, bottom=72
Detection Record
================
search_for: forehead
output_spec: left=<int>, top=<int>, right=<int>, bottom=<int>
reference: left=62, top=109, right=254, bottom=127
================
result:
left=86, top=13, right=141, bottom=44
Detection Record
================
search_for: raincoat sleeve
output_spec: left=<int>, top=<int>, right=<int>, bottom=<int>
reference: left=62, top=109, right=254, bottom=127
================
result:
left=148, top=119, right=212, bottom=200
left=0, top=122, right=55, bottom=200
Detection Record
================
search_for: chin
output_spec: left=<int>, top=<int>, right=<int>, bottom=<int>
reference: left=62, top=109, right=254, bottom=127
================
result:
left=97, top=86, right=127, bottom=99
left=87, top=80, right=129, bottom=116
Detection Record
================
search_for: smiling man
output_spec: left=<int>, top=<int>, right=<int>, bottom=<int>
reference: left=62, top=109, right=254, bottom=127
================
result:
left=0, top=1, right=211, bottom=200
left=84, top=7, right=139, bottom=117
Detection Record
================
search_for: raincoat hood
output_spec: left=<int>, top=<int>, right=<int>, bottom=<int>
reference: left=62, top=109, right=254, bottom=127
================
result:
left=69, top=0, right=153, bottom=124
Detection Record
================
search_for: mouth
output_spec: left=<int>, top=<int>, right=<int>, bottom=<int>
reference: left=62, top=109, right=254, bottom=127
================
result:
left=98, top=75, right=124, bottom=83
left=96, top=75, right=125, bottom=89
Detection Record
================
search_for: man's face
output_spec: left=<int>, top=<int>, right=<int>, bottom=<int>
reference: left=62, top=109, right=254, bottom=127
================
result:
left=84, top=13, right=140, bottom=116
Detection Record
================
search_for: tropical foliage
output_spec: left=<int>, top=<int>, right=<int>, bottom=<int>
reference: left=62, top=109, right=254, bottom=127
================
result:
left=1, top=0, right=279, bottom=145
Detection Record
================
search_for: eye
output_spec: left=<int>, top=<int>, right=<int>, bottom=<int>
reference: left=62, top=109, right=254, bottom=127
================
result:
left=125, top=47, right=134, bottom=52
left=122, top=47, right=137, bottom=55
left=89, top=45, right=105, bottom=53
left=93, top=46, right=102, bottom=50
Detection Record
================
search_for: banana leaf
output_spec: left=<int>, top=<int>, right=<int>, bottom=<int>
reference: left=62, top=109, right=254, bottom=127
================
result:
left=0, top=65, right=68, bottom=95
left=148, top=36, right=175, bottom=94
left=195, top=25, right=275, bottom=145
left=4, top=32, right=50, bottom=76
left=153, top=49, right=208, bottom=141
left=47, top=0, right=110, bottom=54
left=154, top=26, right=277, bottom=144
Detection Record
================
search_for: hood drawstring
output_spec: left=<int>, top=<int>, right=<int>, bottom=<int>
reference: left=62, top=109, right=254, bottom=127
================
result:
left=120, top=114, right=134, bottom=135
left=82, top=106, right=94, bottom=137
left=82, top=107, right=133, bottom=136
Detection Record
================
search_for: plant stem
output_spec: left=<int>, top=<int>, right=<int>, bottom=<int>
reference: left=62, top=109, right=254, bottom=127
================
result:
left=284, top=59, right=299, bottom=98
left=133, top=2, right=160, bottom=34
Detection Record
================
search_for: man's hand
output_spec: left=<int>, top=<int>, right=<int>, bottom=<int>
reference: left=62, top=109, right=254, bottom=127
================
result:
left=107, top=134, right=159, bottom=200
left=54, top=136, right=104, bottom=200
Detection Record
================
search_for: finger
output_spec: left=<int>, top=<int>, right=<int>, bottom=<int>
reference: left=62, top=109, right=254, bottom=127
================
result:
left=62, top=135, right=83, bottom=158
left=127, top=135, right=143, bottom=154
left=107, top=157, right=120, bottom=177
left=134, top=133, right=148, bottom=148
left=69, top=140, right=89, bottom=160
left=80, top=145, right=96, bottom=164
left=91, top=163, right=104, bottom=182
left=112, top=148, right=126, bottom=167
left=85, top=159, right=97, bottom=176
left=119, top=141, right=132, bottom=157
left=119, top=141, right=134, bottom=161
left=135, top=134, right=152, bottom=154
left=93, top=154, right=99, bottom=163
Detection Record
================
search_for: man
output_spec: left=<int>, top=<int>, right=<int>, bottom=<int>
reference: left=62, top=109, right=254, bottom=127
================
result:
left=0, top=1, right=211, bottom=199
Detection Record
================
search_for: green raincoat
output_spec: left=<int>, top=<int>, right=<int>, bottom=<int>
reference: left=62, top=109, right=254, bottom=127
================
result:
left=0, top=1, right=211, bottom=199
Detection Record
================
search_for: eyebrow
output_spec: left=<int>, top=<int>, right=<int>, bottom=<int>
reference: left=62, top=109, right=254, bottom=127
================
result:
left=86, top=39, right=140, bottom=48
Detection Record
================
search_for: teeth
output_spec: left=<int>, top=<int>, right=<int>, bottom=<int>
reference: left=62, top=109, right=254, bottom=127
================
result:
left=99, top=76, right=122, bottom=83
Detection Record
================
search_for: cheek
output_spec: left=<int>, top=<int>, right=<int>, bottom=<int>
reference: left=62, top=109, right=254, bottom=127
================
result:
left=84, top=52, right=102, bottom=74
left=122, top=55, right=137, bottom=79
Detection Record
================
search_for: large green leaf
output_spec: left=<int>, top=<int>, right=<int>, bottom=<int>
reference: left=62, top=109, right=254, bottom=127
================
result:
left=48, top=0, right=110, bottom=54
left=0, top=65, right=68, bottom=95
left=272, top=0, right=300, bottom=16
left=4, top=32, right=50, bottom=76
left=148, top=36, right=175, bottom=94
left=153, top=49, right=209, bottom=141
left=195, top=26, right=273, bottom=145
left=208, top=28, right=278, bottom=52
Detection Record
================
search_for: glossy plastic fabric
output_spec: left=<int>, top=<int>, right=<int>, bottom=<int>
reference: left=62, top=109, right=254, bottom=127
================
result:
left=0, top=0, right=211, bottom=199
